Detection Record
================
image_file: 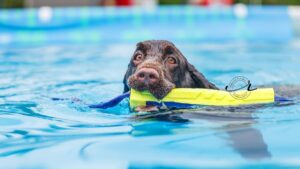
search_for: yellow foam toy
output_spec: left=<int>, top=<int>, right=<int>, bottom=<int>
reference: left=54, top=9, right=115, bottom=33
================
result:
left=130, top=88, right=275, bottom=110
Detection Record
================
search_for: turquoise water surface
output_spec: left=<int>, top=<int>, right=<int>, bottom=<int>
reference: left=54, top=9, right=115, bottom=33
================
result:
left=0, top=6, right=300, bottom=169
left=1, top=42, right=300, bottom=169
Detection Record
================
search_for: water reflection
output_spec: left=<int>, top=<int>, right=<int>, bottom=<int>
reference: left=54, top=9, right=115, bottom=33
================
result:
left=132, top=106, right=272, bottom=160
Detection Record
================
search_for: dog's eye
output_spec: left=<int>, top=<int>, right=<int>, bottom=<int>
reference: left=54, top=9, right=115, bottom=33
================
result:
left=134, top=54, right=143, bottom=61
left=167, top=57, right=176, bottom=64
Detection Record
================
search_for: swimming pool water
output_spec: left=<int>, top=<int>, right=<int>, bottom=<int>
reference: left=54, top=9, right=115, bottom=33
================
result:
left=0, top=40, right=300, bottom=169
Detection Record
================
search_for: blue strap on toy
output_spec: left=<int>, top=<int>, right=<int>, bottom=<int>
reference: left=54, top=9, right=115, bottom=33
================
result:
left=88, top=92, right=130, bottom=109
left=274, top=96, right=292, bottom=102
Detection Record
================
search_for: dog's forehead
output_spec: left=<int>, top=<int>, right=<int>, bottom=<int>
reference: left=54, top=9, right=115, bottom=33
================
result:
left=152, top=40, right=175, bottom=50
left=138, top=40, right=175, bottom=51
left=135, top=40, right=182, bottom=61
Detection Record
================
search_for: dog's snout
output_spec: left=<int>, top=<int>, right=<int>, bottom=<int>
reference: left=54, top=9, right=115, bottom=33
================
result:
left=136, top=68, right=159, bottom=85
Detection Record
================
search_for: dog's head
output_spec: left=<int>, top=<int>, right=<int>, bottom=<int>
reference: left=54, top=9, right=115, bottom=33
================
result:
left=123, top=40, right=217, bottom=99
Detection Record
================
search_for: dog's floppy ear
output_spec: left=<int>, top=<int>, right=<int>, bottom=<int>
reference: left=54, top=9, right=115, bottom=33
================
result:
left=187, top=63, right=218, bottom=89
left=123, top=63, right=135, bottom=93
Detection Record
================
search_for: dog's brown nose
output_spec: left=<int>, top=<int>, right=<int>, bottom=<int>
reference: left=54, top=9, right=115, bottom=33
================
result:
left=136, top=68, right=159, bottom=85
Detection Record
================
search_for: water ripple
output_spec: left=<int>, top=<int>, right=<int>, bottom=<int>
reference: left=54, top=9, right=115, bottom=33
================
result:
left=0, top=43, right=300, bottom=168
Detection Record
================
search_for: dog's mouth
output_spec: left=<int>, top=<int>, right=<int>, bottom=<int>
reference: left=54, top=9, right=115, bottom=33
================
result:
left=128, top=66, right=175, bottom=99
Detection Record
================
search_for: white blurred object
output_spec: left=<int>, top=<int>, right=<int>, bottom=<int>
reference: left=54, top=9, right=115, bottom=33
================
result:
left=288, top=6, right=300, bottom=18
left=289, top=6, right=300, bottom=37
left=38, top=6, right=53, bottom=23
left=234, top=3, right=248, bottom=19
left=133, top=0, right=157, bottom=7
left=0, top=34, right=12, bottom=44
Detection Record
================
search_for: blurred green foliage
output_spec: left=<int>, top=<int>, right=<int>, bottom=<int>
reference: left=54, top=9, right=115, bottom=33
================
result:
left=0, top=0, right=24, bottom=8
left=234, top=0, right=300, bottom=5
left=159, top=0, right=187, bottom=5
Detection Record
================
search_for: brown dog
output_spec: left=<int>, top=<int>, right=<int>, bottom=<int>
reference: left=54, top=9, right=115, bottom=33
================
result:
left=123, top=40, right=218, bottom=101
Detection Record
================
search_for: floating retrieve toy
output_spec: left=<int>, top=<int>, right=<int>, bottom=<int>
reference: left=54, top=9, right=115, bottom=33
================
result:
left=88, top=88, right=291, bottom=110
left=129, top=88, right=276, bottom=110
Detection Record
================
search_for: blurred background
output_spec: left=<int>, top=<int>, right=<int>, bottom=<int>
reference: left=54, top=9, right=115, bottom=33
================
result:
left=1, top=0, right=300, bottom=46
left=1, top=1, right=300, bottom=169
left=1, top=0, right=300, bottom=8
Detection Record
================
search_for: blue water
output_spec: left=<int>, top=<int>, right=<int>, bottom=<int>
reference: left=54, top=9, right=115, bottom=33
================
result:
left=1, top=40, right=300, bottom=169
